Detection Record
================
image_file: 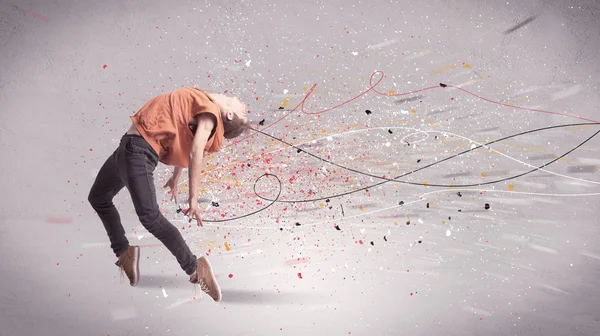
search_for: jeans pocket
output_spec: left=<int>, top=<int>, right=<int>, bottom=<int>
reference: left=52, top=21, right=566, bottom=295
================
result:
left=124, top=140, right=144, bottom=156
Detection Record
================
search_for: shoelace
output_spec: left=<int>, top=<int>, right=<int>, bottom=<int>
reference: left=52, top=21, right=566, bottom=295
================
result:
left=197, top=279, right=210, bottom=294
left=116, top=260, right=126, bottom=284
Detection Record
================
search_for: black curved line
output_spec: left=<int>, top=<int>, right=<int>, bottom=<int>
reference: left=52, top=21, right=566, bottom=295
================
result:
left=252, top=123, right=600, bottom=202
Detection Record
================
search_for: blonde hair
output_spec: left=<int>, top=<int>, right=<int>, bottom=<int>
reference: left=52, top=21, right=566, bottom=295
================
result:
left=208, top=93, right=252, bottom=139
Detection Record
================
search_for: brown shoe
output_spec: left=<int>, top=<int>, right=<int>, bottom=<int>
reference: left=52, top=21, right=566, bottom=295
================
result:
left=189, top=256, right=222, bottom=302
left=115, top=246, right=140, bottom=286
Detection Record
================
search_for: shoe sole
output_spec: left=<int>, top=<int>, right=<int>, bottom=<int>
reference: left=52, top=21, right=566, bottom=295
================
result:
left=200, top=256, right=222, bottom=302
left=131, top=247, right=140, bottom=286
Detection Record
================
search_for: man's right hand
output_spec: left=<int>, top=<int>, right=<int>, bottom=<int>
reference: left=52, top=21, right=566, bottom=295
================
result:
left=186, top=199, right=203, bottom=227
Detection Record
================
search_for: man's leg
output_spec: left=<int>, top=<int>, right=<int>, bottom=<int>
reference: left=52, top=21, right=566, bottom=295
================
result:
left=88, top=143, right=129, bottom=258
left=116, top=135, right=198, bottom=275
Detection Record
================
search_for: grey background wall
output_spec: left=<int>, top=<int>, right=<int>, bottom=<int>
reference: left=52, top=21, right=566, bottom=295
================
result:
left=1, top=0, right=600, bottom=335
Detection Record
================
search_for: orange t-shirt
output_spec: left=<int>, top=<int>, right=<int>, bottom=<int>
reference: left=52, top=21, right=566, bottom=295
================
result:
left=130, top=87, right=224, bottom=168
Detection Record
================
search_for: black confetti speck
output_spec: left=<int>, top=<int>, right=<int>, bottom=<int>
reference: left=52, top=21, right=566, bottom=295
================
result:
left=426, top=203, right=430, bottom=208
left=399, top=201, right=404, bottom=205
left=440, top=83, right=447, bottom=87
left=258, top=119, right=265, bottom=126
left=388, top=129, right=393, bottom=134
left=417, top=159, right=421, bottom=163
left=418, top=240, right=422, bottom=243
left=211, top=202, right=219, bottom=207
left=406, top=221, right=411, bottom=225
left=278, top=106, right=284, bottom=110
left=384, top=236, right=387, bottom=241
left=365, top=109, right=372, bottom=115
left=279, top=228, right=283, bottom=231
left=370, top=241, right=374, bottom=246
left=484, top=203, right=490, bottom=210
left=457, top=192, right=462, bottom=197
left=297, top=148, right=302, bottom=153
left=295, top=222, right=301, bottom=226
left=335, top=225, right=341, bottom=231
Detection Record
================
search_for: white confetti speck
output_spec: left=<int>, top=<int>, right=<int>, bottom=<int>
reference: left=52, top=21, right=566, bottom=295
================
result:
left=446, top=230, right=451, bottom=236
left=162, top=288, right=168, bottom=298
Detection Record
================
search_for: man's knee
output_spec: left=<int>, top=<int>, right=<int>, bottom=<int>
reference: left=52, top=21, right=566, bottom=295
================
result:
left=138, top=209, right=163, bottom=232
left=88, top=190, right=99, bottom=206
left=88, top=188, right=112, bottom=207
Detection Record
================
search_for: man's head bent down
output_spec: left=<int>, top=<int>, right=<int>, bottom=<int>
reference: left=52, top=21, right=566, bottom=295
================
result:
left=208, top=93, right=251, bottom=139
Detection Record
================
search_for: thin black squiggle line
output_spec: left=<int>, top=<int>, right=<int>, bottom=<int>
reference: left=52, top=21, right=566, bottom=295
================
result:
left=252, top=123, right=600, bottom=202
left=200, top=173, right=282, bottom=223
left=189, top=123, right=599, bottom=222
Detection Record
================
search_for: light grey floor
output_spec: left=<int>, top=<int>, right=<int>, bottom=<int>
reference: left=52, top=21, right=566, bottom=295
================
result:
left=1, top=0, right=600, bottom=335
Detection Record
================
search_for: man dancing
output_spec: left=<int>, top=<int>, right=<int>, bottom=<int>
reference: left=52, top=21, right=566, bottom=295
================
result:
left=88, top=87, right=250, bottom=302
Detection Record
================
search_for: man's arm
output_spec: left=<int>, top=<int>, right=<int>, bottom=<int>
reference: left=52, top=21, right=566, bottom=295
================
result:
left=173, top=167, right=183, bottom=179
left=188, top=114, right=216, bottom=203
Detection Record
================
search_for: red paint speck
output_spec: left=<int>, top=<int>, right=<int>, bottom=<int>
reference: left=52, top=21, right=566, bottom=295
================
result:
left=297, top=272, right=303, bottom=279
left=89, top=148, right=93, bottom=151
left=103, top=64, right=107, bottom=69
left=228, top=274, right=233, bottom=278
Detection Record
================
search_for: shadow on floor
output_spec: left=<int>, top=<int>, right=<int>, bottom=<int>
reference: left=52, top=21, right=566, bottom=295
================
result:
left=220, top=288, right=311, bottom=305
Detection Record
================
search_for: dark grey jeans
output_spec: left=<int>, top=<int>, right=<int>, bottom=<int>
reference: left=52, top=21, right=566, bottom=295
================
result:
left=88, top=134, right=197, bottom=275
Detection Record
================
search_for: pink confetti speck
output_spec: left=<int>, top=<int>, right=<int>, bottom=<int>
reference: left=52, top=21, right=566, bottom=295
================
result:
left=297, top=272, right=303, bottom=279
left=228, top=274, right=233, bottom=278
left=46, top=215, right=72, bottom=224
left=103, top=64, right=108, bottom=69
left=26, top=10, right=51, bottom=22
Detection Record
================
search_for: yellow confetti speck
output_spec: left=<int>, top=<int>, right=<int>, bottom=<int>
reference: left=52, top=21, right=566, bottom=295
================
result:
left=321, top=129, right=326, bottom=134
left=319, top=203, right=325, bottom=208
left=224, top=242, right=231, bottom=251
left=359, top=206, right=365, bottom=211
left=508, top=184, right=514, bottom=191
left=442, top=220, right=446, bottom=224
left=282, top=99, right=289, bottom=107
left=394, top=222, right=398, bottom=226
left=463, top=63, right=471, bottom=68
left=423, top=181, right=428, bottom=186
left=389, top=90, right=396, bottom=95
left=411, top=109, right=416, bottom=114
left=481, top=172, right=486, bottom=177
left=302, top=87, right=308, bottom=91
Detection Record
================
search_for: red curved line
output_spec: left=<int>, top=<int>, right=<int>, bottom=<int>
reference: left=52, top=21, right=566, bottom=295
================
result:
left=223, top=70, right=599, bottom=150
